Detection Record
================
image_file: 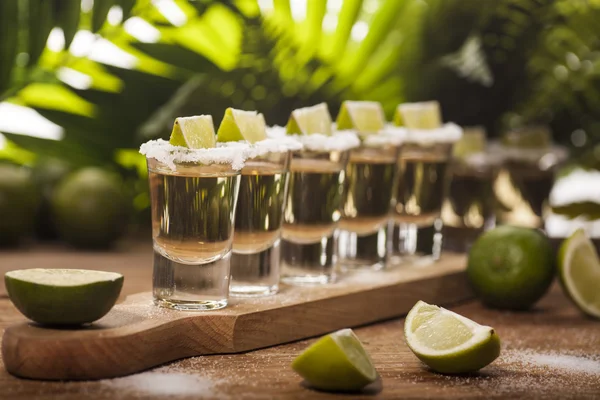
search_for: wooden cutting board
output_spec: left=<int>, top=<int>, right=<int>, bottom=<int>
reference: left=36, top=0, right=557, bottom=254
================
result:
left=2, top=254, right=471, bottom=381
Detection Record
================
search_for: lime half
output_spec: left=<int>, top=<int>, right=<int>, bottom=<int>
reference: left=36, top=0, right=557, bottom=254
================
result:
left=5, top=269, right=124, bottom=326
left=404, top=301, right=501, bottom=374
left=336, top=101, right=385, bottom=133
left=396, top=101, right=442, bottom=129
left=558, top=229, right=600, bottom=319
left=169, top=115, right=216, bottom=149
left=286, top=102, right=333, bottom=135
left=217, top=108, right=266, bottom=144
left=292, top=328, right=377, bottom=392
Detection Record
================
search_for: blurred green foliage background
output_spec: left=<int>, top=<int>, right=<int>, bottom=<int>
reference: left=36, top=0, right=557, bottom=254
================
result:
left=1, top=0, right=600, bottom=246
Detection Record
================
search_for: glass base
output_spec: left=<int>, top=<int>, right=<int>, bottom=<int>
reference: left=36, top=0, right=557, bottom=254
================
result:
left=442, top=226, right=483, bottom=253
left=281, top=272, right=335, bottom=286
left=389, top=219, right=443, bottom=267
left=152, top=249, right=230, bottom=311
left=338, top=226, right=387, bottom=272
left=153, top=298, right=228, bottom=311
left=230, top=240, right=280, bottom=297
left=281, top=233, right=337, bottom=286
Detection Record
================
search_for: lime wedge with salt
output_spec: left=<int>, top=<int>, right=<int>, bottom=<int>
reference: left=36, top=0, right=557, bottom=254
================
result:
left=558, top=229, right=600, bottom=319
left=395, top=101, right=442, bottom=129
left=336, top=101, right=386, bottom=133
left=286, top=102, right=333, bottom=135
left=404, top=300, right=501, bottom=374
left=5, top=269, right=123, bottom=326
left=292, top=328, right=377, bottom=392
left=217, top=108, right=266, bottom=144
left=169, top=115, right=216, bottom=149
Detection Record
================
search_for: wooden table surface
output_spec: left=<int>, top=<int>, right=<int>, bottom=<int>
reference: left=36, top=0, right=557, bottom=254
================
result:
left=1, top=242, right=599, bottom=399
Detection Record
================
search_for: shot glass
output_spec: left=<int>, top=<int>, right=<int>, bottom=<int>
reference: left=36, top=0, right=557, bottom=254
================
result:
left=442, top=127, right=500, bottom=252
left=492, top=125, right=568, bottom=229
left=141, top=139, right=246, bottom=310
left=338, top=131, right=405, bottom=271
left=389, top=123, right=463, bottom=266
left=229, top=138, right=300, bottom=297
left=280, top=132, right=359, bottom=285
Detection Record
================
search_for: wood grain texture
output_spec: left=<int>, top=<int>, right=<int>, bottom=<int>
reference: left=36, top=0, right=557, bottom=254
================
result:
left=2, top=254, right=471, bottom=381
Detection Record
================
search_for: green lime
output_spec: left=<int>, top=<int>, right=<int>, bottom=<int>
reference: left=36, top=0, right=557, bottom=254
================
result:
left=467, top=226, right=555, bottom=310
left=396, top=101, right=442, bottom=129
left=169, top=115, right=216, bottom=149
left=286, top=102, right=333, bottom=135
left=291, top=328, right=377, bottom=392
left=404, top=300, right=501, bottom=374
left=336, top=101, right=385, bottom=133
left=52, top=168, right=130, bottom=249
left=558, top=229, right=600, bottom=319
left=32, top=158, right=72, bottom=239
left=5, top=268, right=123, bottom=326
left=0, top=164, right=40, bottom=246
left=216, top=108, right=266, bottom=143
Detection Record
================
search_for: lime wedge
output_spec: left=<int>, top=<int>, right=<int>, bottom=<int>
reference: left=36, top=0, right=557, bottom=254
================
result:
left=169, top=115, right=216, bottom=149
left=217, top=108, right=266, bottom=144
left=558, top=229, right=600, bottom=319
left=453, top=126, right=487, bottom=158
left=286, top=103, right=333, bottom=136
left=291, top=328, right=377, bottom=392
left=501, top=125, right=551, bottom=149
left=5, top=269, right=124, bottom=326
left=396, top=101, right=442, bottom=129
left=404, top=301, right=501, bottom=374
left=336, top=101, right=386, bottom=133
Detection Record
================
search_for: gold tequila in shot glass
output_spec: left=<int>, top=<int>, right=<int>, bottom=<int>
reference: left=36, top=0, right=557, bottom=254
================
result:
left=389, top=101, right=463, bottom=265
left=215, top=108, right=301, bottom=296
left=442, top=127, right=499, bottom=252
left=493, top=125, right=568, bottom=228
left=335, top=101, right=406, bottom=271
left=275, top=103, right=360, bottom=285
left=140, top=116, right=246, bottom=310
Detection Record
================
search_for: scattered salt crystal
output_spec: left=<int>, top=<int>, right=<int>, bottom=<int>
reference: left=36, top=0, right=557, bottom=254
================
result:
left=404, top=122, right=463, bottom=144
left=501, top=350, right=600, bottom=376
left=267, top=126, right=360, bottom=152
left=139, top=139, right=248, bottom=171
left=104, top=371, right=221, bottom=397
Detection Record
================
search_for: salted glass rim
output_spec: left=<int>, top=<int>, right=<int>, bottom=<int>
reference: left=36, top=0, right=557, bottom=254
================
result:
left=139, top=139, right=249, bottom=171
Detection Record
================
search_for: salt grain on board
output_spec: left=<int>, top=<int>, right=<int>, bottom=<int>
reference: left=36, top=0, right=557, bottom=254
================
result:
left=103, top=370, right=222, bottom=398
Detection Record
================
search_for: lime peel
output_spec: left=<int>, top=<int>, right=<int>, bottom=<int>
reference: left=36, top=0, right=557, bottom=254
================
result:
left=336, top=101, right=386, bottom=133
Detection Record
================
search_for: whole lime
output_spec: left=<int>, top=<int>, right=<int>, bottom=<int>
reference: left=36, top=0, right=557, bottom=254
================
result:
left=32, top=158, right=72, bottom=239
left=0, top=164, right=40, bottom=246
left=52, top=168, right=130, bottom=248
left=467, top=225, right=554, bottom=310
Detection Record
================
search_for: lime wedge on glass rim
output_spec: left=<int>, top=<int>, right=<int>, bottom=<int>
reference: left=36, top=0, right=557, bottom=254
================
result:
left=336, top=101, right=386, bottom=133
left=286, top=102, right=333, bottom=135
left=395, top=101, right=442, bottom=129
left=5, top=269, right=123, bottom=326
left=217, top=108, right=266, bottom=143
left=558, top=229, right=600, bottom=319
left=169, top=115, right=216, bottom=149
left=291, top=328, right=377, bottom=392
left=404, top=301, right=501, bottom=374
